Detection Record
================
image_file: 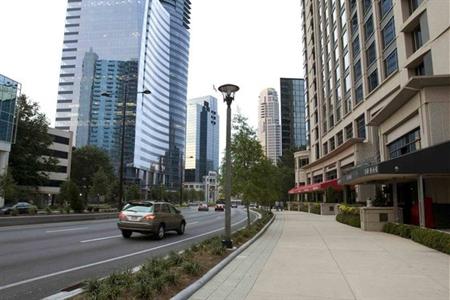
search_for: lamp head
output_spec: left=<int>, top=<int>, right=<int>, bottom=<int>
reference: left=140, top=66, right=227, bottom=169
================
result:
left=218, top=84, right=239, bottom=106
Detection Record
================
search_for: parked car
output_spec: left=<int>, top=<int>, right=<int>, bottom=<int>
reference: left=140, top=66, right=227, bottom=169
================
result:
left=117, top=201, right=186, bottom=239
left=215, top=203, right=225, bottom=211
left=0, top=202, right=36, bottom=215
left=198, top=203, right=209, bottom=211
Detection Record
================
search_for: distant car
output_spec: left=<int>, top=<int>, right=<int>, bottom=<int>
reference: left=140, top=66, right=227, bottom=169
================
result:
left=215, top=203, right=225, bottom=211
left=231, top=203, right=238, bottom=208
left=117, top=201, right=186, bottom=239
left=198, top=203, right=209, bottom=211
left=0, top=202, right=36, bottom=215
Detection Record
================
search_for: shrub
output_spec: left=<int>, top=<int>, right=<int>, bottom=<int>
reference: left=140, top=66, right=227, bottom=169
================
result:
left=383, top=223, right=450, bottom=255
left=11, top=208, right=18, bottom=216
left=182, top=261, right=201, bottom=275
left=167, top=251, right=183, bottom=267
left=45, top=207, right=52, bottom=215
left=310, top=203, right=321, bottom=214
left=28, top=206, right=37, bottom=215
left=336, top=212, right=361, bottom=228
left=299, top=202, right=308, bottom=212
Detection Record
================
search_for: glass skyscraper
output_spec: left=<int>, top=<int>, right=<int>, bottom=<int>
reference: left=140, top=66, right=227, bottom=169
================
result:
left=280, top=78, right=306, bottom=155
left=55, top=0, right=191, bottom=189
left=185, top=96, right=219, bottom=183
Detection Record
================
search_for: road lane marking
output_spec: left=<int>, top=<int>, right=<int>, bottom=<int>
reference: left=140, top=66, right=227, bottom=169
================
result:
left=0, top=218, right=248, bottom=292
left=46, top=227, right=88, bottom=233
left=80, top=235, right=122, bottom=243
left=188, top=221, right=199, bottom=225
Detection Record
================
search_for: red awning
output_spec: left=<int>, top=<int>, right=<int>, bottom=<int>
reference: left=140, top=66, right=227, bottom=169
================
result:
left=288, top=179, right=343, bottom=194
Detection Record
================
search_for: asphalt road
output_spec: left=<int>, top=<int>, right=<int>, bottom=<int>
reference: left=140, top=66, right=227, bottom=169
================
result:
left=0, top=207, right=252, bottom=300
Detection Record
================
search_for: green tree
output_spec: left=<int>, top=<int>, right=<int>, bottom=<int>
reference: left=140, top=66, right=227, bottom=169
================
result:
left=71, top=145, right=115, bottom=202
left=9, top=95, right=57, bottom=188
left=60, top=180, right=83, bottom=212
left=90, top=167, right=109, bottom=202
left=125, top=184, right=140, bottom=201
left=275, top=148, right=296, bottom=203
left=0, top=170, right=17, bottom=204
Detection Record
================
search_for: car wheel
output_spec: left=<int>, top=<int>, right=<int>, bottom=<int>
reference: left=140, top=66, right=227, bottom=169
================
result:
left=155, top=224, right=165, bottom=240
left=177, top=221, right=185, bottom=235
left=121, top=230, right=132, bottom=239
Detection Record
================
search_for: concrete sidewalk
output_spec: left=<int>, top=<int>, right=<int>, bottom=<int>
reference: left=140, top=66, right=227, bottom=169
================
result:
left=190, top=211, right=449, bottom=300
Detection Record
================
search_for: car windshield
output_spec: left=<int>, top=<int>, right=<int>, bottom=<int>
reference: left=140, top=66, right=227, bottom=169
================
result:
left=123, top=205, right=154, bottom=213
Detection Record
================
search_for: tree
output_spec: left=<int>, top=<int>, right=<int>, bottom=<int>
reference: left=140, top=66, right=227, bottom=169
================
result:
left=0, top=170, right=17, bottom=204
left=275, top=148, right=296, bottom=203
left=71, top=145, right=115, bottom=202
left=125, top=184, right=140, bottom=201
left=59, top=180, right=83, bottom=212
left=9, top=95, right=57, bottom=188
left=90, top=167, right=109, bottom=202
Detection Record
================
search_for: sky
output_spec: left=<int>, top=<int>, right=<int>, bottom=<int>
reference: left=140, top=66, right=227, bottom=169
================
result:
left=0, top=0, right=303, bottom=157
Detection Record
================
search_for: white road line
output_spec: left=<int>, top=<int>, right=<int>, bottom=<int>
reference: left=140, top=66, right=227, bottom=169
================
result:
left=0, top=218, right=247, bottom=292
left=80, top=235, right=121, bottom=243
left=46, top=227, right=88, bottom=233
left=188, top=221, right=199, bottom=225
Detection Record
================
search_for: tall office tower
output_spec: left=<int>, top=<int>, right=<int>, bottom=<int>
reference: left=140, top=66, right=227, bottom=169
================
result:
left=258, top=88, right=282, bottom=164
left=184, top=96, right=219, bottom=183
left=0, top=74, right=19, bottom=208
left=280, top=78, right=307, bottom=155
left=295, top=0, right=450, bottom=206
left=55, top=0, right=192, bottom=189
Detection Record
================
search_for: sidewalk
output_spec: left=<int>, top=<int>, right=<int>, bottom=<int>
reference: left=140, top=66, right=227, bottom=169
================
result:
left=190, top=211, right=449, bottom=300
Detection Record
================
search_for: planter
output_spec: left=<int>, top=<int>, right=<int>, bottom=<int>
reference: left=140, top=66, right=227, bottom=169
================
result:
left=360, top=207, right=397, bottom=231
left=320, top=203, right=338, bottom=215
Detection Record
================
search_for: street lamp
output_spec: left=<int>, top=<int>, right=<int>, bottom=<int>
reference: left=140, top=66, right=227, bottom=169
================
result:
left=101, top=88, right=151, bottom=211
left=218, top=83, right=239, bottom=249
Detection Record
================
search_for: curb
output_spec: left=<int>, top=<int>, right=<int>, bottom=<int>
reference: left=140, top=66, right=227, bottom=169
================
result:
left=171, top=211, right=275, bottom=300
left=0, top=213, right=118, bottom=227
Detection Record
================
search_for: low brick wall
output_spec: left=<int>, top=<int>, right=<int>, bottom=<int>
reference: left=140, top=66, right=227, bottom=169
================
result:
left=0, top=212, right=118, bottom=227
left=360, top=207, right=396, bottom=231
left=320, top=203, right=338, bottom=215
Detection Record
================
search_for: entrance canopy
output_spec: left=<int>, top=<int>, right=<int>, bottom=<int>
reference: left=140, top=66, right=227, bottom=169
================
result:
left=339, top=141, right=450, bottom=185
left=288, top=179, right=343, bottom=194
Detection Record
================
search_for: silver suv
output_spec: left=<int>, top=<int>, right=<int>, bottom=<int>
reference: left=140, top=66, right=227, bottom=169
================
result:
left=117, top=201, right=186, bottom=239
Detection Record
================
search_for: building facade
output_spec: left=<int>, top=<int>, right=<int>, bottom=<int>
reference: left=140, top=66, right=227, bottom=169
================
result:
left=185, top=96, right=219, bottom=183
left=0, top=74, right=19, bottom=208
left=294, top=0, right=450, bottom=228
left=36, top=128, right=74, bottom=205
left=258, top=88, right=282, bottom=164
left=55, top=0, right=192, bottom=189
left=280, top=78, right=307, bottom=155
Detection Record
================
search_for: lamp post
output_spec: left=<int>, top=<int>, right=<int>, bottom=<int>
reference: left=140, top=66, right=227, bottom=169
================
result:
left=218, top=83, right=239, bottom=249
left=101, top=86, right=150, bottom=211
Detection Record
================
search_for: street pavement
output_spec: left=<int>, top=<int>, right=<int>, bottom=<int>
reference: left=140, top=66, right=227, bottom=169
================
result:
left=191, top=211, right=450, bottom=300
left=0, top=207, right=251, bottom=300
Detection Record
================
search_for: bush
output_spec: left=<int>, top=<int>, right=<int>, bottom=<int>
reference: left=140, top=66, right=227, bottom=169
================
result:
left=182, top=261, right=201, bottom=275
left=336, top=212, right=361, bottom=228
left=45, top=207, right=52, bottom=215
left=28, top=206, right=37, bottom=215
left=299, top=202, right=308, bottom=212
left=383, top=223, right=450, bottom=255
left=310, top=203, right=321, bottom=214
left=11, top=208, right=18, bottom=216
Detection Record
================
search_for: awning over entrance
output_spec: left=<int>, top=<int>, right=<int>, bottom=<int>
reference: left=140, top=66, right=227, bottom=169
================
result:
left=288, top=179, right=343, bottom=194
left=339, top=141, right=450, bottom=185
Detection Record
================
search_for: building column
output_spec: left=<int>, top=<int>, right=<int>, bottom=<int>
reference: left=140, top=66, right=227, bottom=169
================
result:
left=417, top=175, right=426, bottom=227
left=343, top=186, right=348, bottom=203
left=392, top=182, right=399, bottom=223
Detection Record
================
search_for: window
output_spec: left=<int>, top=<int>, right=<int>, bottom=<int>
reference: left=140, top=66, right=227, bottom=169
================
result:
left=351, top=14, right=358, bottom=35
left=409, top=0, right=422, bottom=14
left=366, top=42, right=377, bottom=67
left=363, top=0, right=372, bottom=15
left=368, top=69, right=379, bottom=92
left=412, top=24, right=423, bottom=51
left=364, top=16, right=374, bottom=40
left=342, top=30, right=349, bottom=49
left=323, top=143, right=328, bottom=155
left=344, top=74, right=351, bottom=93
left=356, top=114, right=366, bottom=139
left=387, top=128, right=421, bottom=159
left=337, top=131, right=344, bottom=145
left=344, top=52, right=350, bottom=70
left=382, top=18, right=396, bottom=49
left=352, top=35, right=360, bottom=56
left=354, top=60, right=362, bottom=80
left=355, top=84, right=363, bottom=104
left=384, top=49, right=398, bottom=77
left=380, top=0, right=393, bottom=19
left=345, top=123, right=353, bottom=139
left=329, top=137, right=336, bottom=151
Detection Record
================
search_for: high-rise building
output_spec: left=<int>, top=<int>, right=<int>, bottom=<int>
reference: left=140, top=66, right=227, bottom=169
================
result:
left=293, top=0, right=450, bottom=226
left=0, top=74, right=19, bottom=208
left=185, top=96, right=219, bottom=183
left=280, top=78, right=307, bottom=155
left=258, top=88, right=282, bottom=164
left=55, top=0, right=192, bottom=189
